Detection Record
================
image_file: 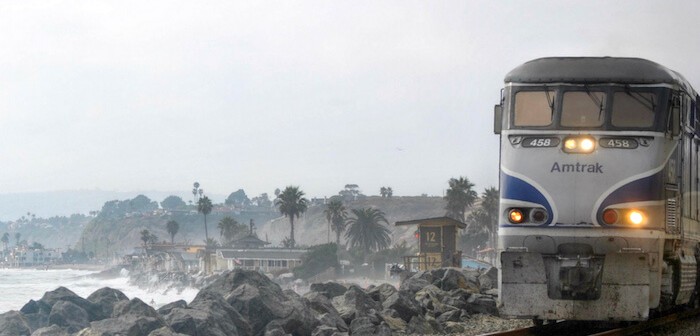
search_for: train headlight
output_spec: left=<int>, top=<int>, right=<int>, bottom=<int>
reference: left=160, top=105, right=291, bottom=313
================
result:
left=580, top=138, right=595, bottom=151
left=530, top=209, right=548, bottom=223
left=508, top=209, right=525, bottom=224
left=562, top=136, right=596, bottom=154
left=564, top=139, right=577, bottom=150
left=628, top=210, right=645, bottom=225
left=602, top=209, right=618, bottom=224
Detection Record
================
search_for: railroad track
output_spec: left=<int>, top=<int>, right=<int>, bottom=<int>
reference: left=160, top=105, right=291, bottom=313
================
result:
left=479, top=308, right=700, bottom=336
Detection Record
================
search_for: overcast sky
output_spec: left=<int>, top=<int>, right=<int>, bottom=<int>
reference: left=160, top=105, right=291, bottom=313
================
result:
left=1, top=0, right=700, bottom=200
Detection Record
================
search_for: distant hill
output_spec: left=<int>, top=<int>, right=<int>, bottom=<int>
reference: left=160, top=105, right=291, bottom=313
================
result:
left=0, top=190, right=226, bottom=221
left=77, top=208, right=279, bottom=255
left=76, top=195, right=449, bottom=255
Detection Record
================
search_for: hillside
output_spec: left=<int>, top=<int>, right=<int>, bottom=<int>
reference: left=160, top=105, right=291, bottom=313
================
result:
left=77, top=195, right=448, bottom=255
left=77, top=209, right=280, bottom=256
left=259, top=196, right=447, bottom=247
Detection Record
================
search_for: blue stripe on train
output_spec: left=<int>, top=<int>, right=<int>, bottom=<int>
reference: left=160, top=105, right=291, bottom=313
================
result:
left=500, top=171, right=553, bottom=226
left=595, top=170, right=665, bottom=226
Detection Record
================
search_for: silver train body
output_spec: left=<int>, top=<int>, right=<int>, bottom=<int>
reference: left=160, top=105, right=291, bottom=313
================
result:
left=495, top=57, right=700, bottom=321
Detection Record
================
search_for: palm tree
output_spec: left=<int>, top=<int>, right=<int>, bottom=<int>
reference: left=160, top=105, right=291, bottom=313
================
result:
left=15, top=232, right=21, bottom=247
left=204, top=238, right=220, bottom=248
left=444, top=177, right=478, bottom=222
left=345, top=208, right=392, bottom=253
left=192, top=182, right=200, bottom=204
left=275, top=186, right=308, bottom=248
left=198, top=196, right=213, bottom=245
left=140, top=229, right=151, bottom=256
left=324, top=199, right=347, bottom=245
left=166, top=220, right=180, bottom=244
left=1, top=233, right=8, bottom=251
left=480, top=187, right=500, bottom=251
left=218, top=216, right=242, bottom=246
left=467, top=187, right=500, bottom=262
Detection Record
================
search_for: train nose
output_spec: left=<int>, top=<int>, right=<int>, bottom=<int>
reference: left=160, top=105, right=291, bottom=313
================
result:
left=560, top=263, right=600, bottom=299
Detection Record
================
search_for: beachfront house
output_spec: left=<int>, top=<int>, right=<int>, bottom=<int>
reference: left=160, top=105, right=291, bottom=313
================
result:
left=8, top=247, right=63, bottom=267
left=214, top=248, right=306, bottom=272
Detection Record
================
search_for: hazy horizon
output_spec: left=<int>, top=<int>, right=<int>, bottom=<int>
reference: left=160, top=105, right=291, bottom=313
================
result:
left=2, top=1, right=700, bottom=210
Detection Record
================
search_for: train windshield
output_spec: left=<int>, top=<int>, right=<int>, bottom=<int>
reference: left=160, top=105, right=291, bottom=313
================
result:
left=511, top=86, right=664, bottom=131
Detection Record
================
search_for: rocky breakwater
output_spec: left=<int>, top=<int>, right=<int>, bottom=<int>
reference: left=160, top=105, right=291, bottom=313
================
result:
left=0, top=266, right=503, bottom=335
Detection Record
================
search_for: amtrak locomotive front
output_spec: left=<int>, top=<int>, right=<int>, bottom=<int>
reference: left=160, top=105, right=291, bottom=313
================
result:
left=494, top=57, right=700, bottom=322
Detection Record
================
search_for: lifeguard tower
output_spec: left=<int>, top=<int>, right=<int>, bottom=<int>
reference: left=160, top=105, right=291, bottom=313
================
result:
left=395, top=216, right=466, bottom=271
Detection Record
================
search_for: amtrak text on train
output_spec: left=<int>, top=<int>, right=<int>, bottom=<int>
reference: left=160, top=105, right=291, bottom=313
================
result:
left=550, top=162, right=603, bottom=173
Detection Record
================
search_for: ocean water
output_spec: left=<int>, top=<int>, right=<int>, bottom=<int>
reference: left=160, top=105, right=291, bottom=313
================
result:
left=0, top=268, right=199, bottom=314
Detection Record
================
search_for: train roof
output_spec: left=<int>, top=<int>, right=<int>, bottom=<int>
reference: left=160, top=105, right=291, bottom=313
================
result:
left=505, top=57, right=693, bottom=91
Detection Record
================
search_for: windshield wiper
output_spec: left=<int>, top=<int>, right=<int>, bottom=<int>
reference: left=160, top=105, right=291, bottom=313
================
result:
left=544, top=85, right=554, bottom=114
left=624, top=85, right=656, bottom=111
left=584, top=85, right=605, bottom=119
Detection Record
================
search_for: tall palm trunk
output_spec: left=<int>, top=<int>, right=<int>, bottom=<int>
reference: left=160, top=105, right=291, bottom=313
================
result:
left=290, top=217, right=295, bottom=248
left=204, top=215, right=209, bottom=242
left=336, top=230, right=341, bottom=246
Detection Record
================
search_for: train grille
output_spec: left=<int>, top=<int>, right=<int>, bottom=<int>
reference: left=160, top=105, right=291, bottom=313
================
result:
left=666, top=197, right=678, bottom=234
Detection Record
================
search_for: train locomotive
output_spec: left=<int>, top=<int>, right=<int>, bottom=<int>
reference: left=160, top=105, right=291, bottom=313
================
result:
left=494, top=57, right=700, bottom=322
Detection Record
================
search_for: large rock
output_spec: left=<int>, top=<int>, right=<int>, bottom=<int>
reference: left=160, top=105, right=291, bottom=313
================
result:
left=190, top=290, right=252, bottom=336
left=78, top=296, right=165, bottom=336
left=164, top=289, right=251, bottom=336
left=39, top=287, right=104, bottom=321
left=204, top=270, right=289, bottom=335
left=302, top=292, right=347, bottom=332
left=309, top=282, right=347, bottom=300
left=166, top=308, right=238, bottom=336
left=205, top=270, right=283, bottom=298
left=262, top=320, right=290, bottom=336
left=436, top=309, right=462, bottom=324
left=20, top=299, right=51, bottom=331
left=0, top=311, right=31, bottom=336
left=461, top=269, right=482, bottom=291
left=348, top=317, right=374, bottom=336
left=399, top=275, right=431, bottom=294
left=443, top=288, right=470, bottom=310
left=415, top=285, right=446, bottom=310
left=77, top=315, right=165, bottom=336
left=156, top=300, right=187, bottom=316
left=381, top=291, right=421, bottom=322
left=210, top=270, right=318, bottom=336
left=406, top=315, right=436, bottom=335
left=374, top=322, right=392, bottom=336
left=30, top=324, right=70, bottom=336
left=86, top=287, right=129, bottom=318
left=437, top=268, right=470, bottom=291
left=465, top=293, right=498, bottom=315
left=275, top=293, right=320, bottom=336
left=331, top=285, right=381, bottom=324
left=479, top=267, right=498, bottom=291
left=225, top=283, right=288, bottom=335
left=147, top=327, right=189, bottom=336
left=377, top=313, right=406, bottom=332
left=311, top=325, right=347, bottom=336
left=366, top=283, right=397, bottom=304
left=112, top=298, right=160, bottom=318
left=48, top=300, right=90, bottom=333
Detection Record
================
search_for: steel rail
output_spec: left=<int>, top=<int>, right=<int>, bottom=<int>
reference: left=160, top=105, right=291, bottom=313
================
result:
left=589, top=308, right=700, bottom=336
left=479, top=308, right=700, bottom=336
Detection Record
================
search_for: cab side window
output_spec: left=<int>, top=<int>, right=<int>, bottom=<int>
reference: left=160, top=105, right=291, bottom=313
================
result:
left=513, top=91, right=555, bottom=127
